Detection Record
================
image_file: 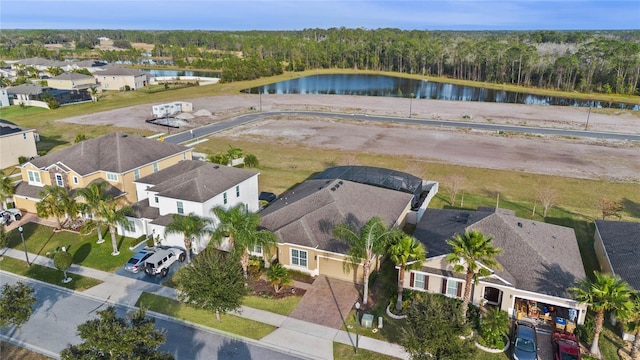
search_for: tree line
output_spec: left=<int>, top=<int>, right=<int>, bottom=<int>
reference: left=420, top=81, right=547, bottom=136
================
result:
left=1, top=28, right=639, bottom=94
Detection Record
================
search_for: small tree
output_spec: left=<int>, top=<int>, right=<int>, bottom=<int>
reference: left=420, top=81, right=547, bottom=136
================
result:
left=97, top=201, right=133, bottom=256
left=60, top=306, right=173, bottom=360
left=599, top=197, right=623, bottom=220
left=446, top=175, right=465, bottom=206
left=244, top=154, right=259, bottom=168
left=479, top=308, right=510, bottom=349
left=54, top=250, right=73, bottom=283
left=536, top=187, right=559, bottom=217
left=267, top=263, right=292, bottom=293
left=164, top=213, right=213, bottom=263
left=0, top=176, right=15, bottom=210
left=402, top=294, right=475, bottom=360
left=176, top=249, right=247, bottom=321
left=388, top=231, right=426, bottom=311
left=0, top=282, right=36, bottom=330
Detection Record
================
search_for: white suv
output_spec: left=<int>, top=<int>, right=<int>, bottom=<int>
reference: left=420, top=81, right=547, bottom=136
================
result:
left=143, top=247, right=186, bottom=277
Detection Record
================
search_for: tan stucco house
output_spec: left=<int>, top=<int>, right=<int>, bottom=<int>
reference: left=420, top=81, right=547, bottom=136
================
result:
left=94, top=65, right=148, bottom=91
left=260, top=166, right=438, bottom=284
left=13, top=133, right=192, bottom=214
left=410, top=207, right=588, bottom=325
left=47, top=72, right=97, bottom=91
left=0, top=120, right=38, bottom=169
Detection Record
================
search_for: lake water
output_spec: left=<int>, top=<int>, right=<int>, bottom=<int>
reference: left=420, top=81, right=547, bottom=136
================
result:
left=243, top=74, right=639, bottom=110
left=144, top=69, right=221, bottom=78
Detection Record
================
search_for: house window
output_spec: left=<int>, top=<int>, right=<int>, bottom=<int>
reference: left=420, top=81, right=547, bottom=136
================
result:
left=73, top=176, right=79, bottom=184
left=27, top=170, right=41, bottom=184
left=236, top=185, right=240, bottom=197
left=183, top=153, right=186, bottom=160
left=177, top=201, right=184, bottom=215
left=223, top=192, right=228, bottom=205
left=23, top=133, right=27, bottom=139
left=134, top=169, right=140, bottom=180
left=55, top=174, right=64, bottom=187
left=124, top=220, right=135, bottom=232
left=106, top=172, right=118, bottom=182
left=411, top=273, right=428, bottom=290
left=443, top=279, right=462, bottom=298
left=153, top=162, right=159, bottom=172
left=253, top=245, right=262, bottom=254
left=154, top=196, right=158, bottom=204
left=291, top=249, right=308, bottom=267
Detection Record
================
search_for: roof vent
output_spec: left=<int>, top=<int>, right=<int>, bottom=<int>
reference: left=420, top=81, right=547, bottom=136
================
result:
left=517, top=222, right=523, bottom=227
left=338, top=180, right=344, bottom=185
left=331, top=187, right=336, bottom=191
left=213, top=165, right=219, bottom=169
left=122, top=134, right=128, bottom=137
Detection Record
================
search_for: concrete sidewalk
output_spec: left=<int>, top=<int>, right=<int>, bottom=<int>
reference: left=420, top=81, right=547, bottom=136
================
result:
left=1, top=247, right=409, bottom=360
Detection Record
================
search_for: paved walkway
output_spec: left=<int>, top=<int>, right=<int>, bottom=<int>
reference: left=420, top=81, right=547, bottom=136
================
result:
left=290, top=275, right=360, bottom=329
left=1, top=247, right=409, bottom=360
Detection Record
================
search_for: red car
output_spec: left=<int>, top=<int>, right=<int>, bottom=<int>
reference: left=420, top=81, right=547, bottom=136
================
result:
left=552, top=331, right=581, bottom=360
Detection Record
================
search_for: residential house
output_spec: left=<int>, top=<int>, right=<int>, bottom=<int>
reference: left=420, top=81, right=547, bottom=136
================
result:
left=6, top=83, right=92, bottom=108
left=14, top=133, right=192, bottom=213
left=94, top=65, right=148, bottom=91
left=47, top=72, right=97, bottom=91
left=410, top=207, right=588, bottom=325
left=594, top=220, right=640, bottom=291
left=260, top=166, right=438, bottom=283
left=0, top=88, right=9, bottom=107
left=125, top=160, right=260, bottom=253
left=0, top=119, right=38, bottom=168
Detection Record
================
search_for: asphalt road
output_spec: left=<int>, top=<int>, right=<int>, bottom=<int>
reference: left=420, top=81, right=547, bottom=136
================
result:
left=0, top=272, right=303, bottom=360
left=164, top=111, right=640, bottom=144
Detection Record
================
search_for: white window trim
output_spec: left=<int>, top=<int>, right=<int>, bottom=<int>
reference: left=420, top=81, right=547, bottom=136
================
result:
left=55, top=173, right=64, bottom=187
left=414, top=273, right=426, bottom=289
left=27, top=170, right=41, bottom=184
left=106, top=172, right=118, bottom=182
left=290, top=248, right=308, bottom=268
left=73, top=176, right=79, bottom=184
left=177, top=201, right=184, bottom=215
left=446, top=279, right=461, bottom=298
left=133, top=169, right=140, bottom=180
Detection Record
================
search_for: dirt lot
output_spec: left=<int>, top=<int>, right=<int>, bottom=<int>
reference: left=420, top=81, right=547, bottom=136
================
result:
left=59, top=94, right=640, bottom=182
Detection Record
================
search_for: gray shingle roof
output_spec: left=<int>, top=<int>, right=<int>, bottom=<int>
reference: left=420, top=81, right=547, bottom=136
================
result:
left=414, top=207, right=586, bottom=298
left=50, top=72, right=95, bottom=81
left=14, top=181, right=44, bottom=199
left=260, top=178, right=413, bottom=253
left=130, top=198, right=160, bottom=220
left=7, top=84, right=48, bottom=95
left=27, top=133, right=189, bottom=176
left=137, top=160, right=258, bottom=202
left=595, top=220, right=640, bottom=291
left=0, top=121, right=28, bottom=136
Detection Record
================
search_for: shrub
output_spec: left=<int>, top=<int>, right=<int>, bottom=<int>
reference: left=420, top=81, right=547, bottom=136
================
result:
left=18, top=156, right=28, bottom=164
left=479, top=308, right=510, bottom=349
left=575, top=315, right=595, bottom=345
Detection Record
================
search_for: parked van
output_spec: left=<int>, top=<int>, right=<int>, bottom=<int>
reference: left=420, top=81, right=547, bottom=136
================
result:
left=144, top=247, right=186, bottom=277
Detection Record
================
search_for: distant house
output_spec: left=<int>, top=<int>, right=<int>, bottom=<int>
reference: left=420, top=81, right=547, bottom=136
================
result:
left=260, top=166, right=438, bottom=283
left=125, top=160, right=260, bottom=253
left=594, top=220, right=640, bottom=292
left=47, top=72, right=97, bottom=91
left=151, top=102, right=193, bottom=117
left=94, top=65, right=148, bottom=91
left=0, top=88, right=9, bottom=108
left=6, top=83, right=92, bottom=108
left=410, top=207, right=588, bottom=325
left=14, top=133, right=192, bottom=214
left=0, top=119, right=38, bottom=168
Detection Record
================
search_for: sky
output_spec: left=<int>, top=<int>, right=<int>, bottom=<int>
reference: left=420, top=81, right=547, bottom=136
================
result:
left=1, top=0, right=639, bottom=31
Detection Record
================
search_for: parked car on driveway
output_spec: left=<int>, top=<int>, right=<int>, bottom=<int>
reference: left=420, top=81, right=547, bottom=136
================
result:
left=552, top=331, right=581, bottom=360
left=0, top=208, right=22, bottom=225
left=124, top=249, right=155, bottom=273
left=512, top=320, right=538, bottom=360
left=144, top=247, right=186, bottom=277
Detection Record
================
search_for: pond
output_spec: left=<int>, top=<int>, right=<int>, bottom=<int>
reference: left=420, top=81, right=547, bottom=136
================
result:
left=242, top=74, right=639, bottom=110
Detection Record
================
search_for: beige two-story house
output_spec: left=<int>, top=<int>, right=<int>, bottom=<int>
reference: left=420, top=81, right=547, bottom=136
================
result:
left=0, top=120, right=38, bottom=169
left=14, top=133, right=192, bottom=213
left=94, top=65, right=148, bottom=91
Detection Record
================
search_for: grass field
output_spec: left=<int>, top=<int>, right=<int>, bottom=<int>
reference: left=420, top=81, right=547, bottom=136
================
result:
left=0, top=256, right=102, bottom=291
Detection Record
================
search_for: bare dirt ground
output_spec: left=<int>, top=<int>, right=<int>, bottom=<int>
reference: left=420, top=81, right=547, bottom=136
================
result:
left=59, top=94, right=640, bottom=182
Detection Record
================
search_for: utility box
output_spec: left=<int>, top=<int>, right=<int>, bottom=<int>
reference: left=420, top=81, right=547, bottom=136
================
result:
left=361, top=313, right=374, bottom=328
left=378, top=316, right=383, bottom=329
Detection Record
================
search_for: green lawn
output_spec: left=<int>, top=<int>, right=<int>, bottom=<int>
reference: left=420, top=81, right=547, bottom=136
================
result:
left=5, top=223, right=137, bottom=272
left=0, top=256, right=102, bottom=291
left=136, top=292, right=276, bottom=340
left=241, top=295, right=302, bottom=316
left=333, top=342, right=400, bottom=360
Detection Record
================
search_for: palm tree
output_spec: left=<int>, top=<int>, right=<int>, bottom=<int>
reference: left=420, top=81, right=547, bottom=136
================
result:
left=267, top=263, right=292, bottom=293
left=446, top=229, right=502, bottom=321
left=333, top=216, right=393, bottom=305
left=570, top=272, right=635, bottom=359
left=76, top=182, right=114, bottom=244
left=618, top=294, right=640, bottom=359
left=36, top=185, right=73, bottom=228
left=164, top=213, right=213, bottom=263
left=0, top=176, right=15, bottom=210
left=97, top=202, right=132, bottom=256
left=211, top=204, right=277, bottom=279
left=388, top=231, right=426, bottom=311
